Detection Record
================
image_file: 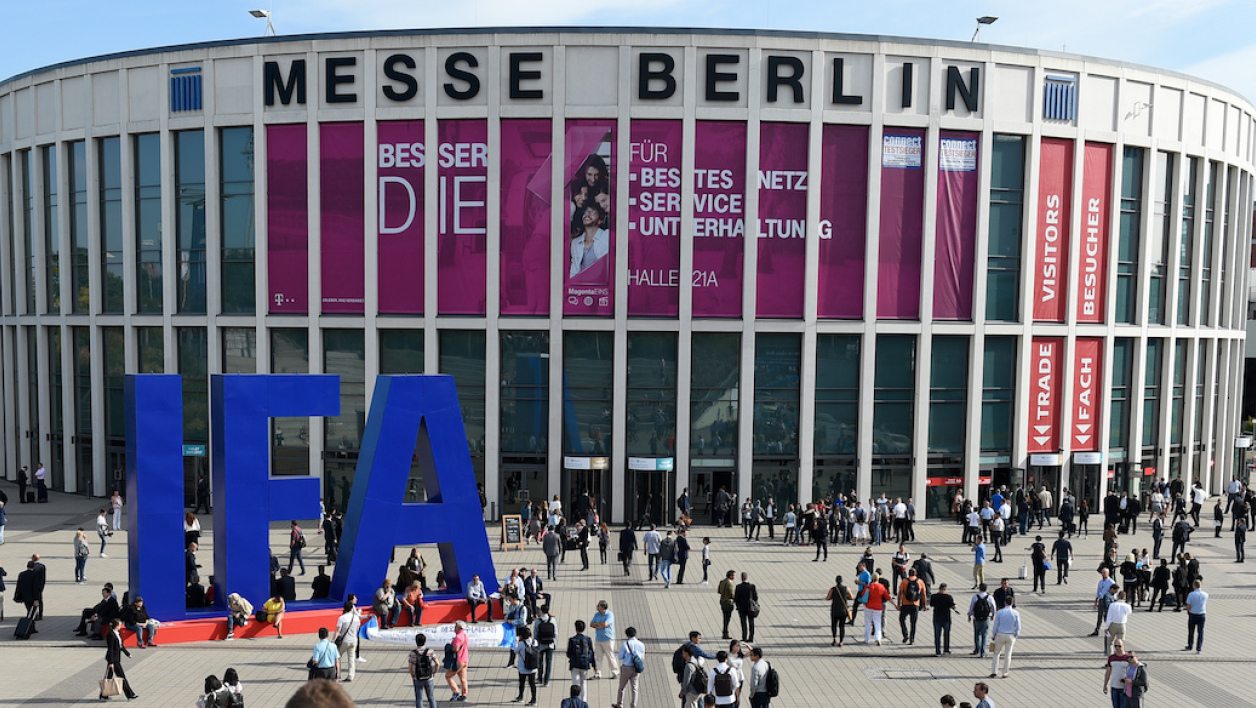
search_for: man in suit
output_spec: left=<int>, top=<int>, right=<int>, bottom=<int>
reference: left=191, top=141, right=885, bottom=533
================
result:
left=734, top=571, right=759, bottom=642
left=15, top=561, right=41, bottom=628
left=29, top=554, right=47, bottom=619
left=618, top=524, right=638, bottom=576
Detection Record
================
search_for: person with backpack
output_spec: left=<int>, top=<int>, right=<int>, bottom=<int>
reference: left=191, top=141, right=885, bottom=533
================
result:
left=896, top=568, right=927, bottom=645
left=747, top=647, right=777, bottom=708
left=678, top=644, right=707, bottom=708
left=287, top=521, right=306, bottom=576
left=534, top=605, right=558, bottom=686
left=504, top=597, right=531, bottom=666
left=706, top=651, right=741, bottom=706
left=967, top=584, right=996, bottom=658
left=659, top=531, right=678, bottom=588
left=408, top=633, right=439, bottom=708
left=513, top=626, right=539, bottom=705
left=566, top=620, right=597, bottom=698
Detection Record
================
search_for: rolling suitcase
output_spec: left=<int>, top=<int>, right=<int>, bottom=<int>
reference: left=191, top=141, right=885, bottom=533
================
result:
left=14, top=605, right=37, bottom=639
left=1017, top=555, right=1028, bottom=580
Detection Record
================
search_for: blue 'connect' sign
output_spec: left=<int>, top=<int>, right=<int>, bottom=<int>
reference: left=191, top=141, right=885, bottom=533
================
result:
left=125, top=374, right=499, bottom=621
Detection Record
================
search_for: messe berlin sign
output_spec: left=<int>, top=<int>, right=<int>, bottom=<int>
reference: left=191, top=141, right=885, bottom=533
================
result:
left=125, top=374, right=498, bottom=621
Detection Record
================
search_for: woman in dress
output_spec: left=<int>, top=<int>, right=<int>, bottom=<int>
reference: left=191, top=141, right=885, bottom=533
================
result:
left=825, top=575, right=853, bottom=647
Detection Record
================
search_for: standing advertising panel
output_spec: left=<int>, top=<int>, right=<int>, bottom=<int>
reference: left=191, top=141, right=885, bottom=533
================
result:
left=500, top=119, right=553, bottom=316
left=1034, top=138, right=1073, bottom=322
left=933, top=131, right=979, bottom=320
left=267, top=123, right=309, bottom=314
left=1078, top=143, right=1112, bottom=323
left=756, top=122, right=809, bottom=319
left=817, top=124, right=869, bottom=319
left=1072, top=337, right=1103, bottom=451
left=377, top=120, right=425, bottom=314
left=563, top=120, right=616, bottom=317
left=692, top=121, right=747, bottom=318
left=1029, top=337, right=1064, bottom=453
left=321, top=122, right=366, bottom=314
left=878, top=129, right=925, bottom=319
left=627, top=120, right=683, bottom=317
left=437, top=119, right=489, bottom=315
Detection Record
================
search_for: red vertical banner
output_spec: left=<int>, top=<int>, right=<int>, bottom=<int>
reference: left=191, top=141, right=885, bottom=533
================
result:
left=500, top=119, right=552, bottom=316
left=267, top=123, right=308, bottom=314
left=1029, top=337, right=1064, bottom=453
left=627, top=120, right=683, bottom=317
left=1071, top=337, right=1103, bottom=451
left=437, top=119, right=489, bottom=315
left=1077, top=143, right=1112, bottom=323
left=692, top=121, right=747, bottom=318
left=320, top=122, right=365, bottom=314
left=377, top=121, right=424, bottom=314
left=1034, top=138, right=1073, bottom=322
left=817, top=124, right=868, bottom=319
left=933, top=131, right=979, bottom=320
left=877, top=129, right=926, bottom=319
left=756, top=122, right=809, bottom=319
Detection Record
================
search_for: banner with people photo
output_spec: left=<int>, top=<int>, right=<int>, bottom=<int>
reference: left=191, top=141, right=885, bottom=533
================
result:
left=563, top=120, right=616, bottom=317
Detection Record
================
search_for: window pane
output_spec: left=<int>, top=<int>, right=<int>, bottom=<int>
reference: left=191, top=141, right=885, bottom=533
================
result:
left=440, top=330, right=487, bottom=456
left=220, top=127, right=256, bottom=314
left=135, top=134, right=162, bottom=313
left=873, top=335, right=915, bottom=454
left=690, top=333, right=739, bottom=459
left=753, top=333, right=800, bottom=456
left=563, top=331, right=613, bottom=455
left=501, top=332, right=549, bottom=455
left=379, top=330, right=424, bottom=374
left=626, top=332, right=676, bottom=457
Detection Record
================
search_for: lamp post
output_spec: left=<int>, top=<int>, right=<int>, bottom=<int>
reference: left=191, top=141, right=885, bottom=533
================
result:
left=971, top=16, right=998, bottom=42
left=249, top=9, right=276, bottom=37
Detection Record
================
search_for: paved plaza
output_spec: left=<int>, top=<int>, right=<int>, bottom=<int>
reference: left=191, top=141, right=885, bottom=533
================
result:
left=1, top=485, right=1251, bottom=707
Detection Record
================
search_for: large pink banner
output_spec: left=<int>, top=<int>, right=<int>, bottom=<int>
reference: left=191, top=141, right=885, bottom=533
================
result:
left=563, top=120, right=616, bottom=317
left=1034, top=138, right=1073, bottom=322
left=627, top=120, right=683, bottom=317
left=756, top=122, right=808, bottom=319
left=817, top=124, right=869, bottom=319
left=1078, top=143, right=1112, bottom=323
left=320, top=122, right=365, bottom=314
left=437, top=119, right=488, bottom=315
left=377, top=121, right=424, bottom=314
left=1029, top=337, right=1064, bottom=453
left=877, top=129, right=925, bottom=319
left=1071, top=337, right=1103, bottom=450
left=500, top=120, right=552, bottom=316
left=693, top=121, right=746, bottom=318
left=933, top=131, right=979, bottom=320
left=267, top=123, right=308, bottom=314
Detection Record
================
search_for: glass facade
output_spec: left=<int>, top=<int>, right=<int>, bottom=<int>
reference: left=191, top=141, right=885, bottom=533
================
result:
left=500, top=332, right=549, bottom=455
left=873, top=335, right=915, bottom=455
left=981, top=337, right=1016, bottom=452
left=561, top=331, right=612, bottom=455
left=625, top=332, right=675, bottom=457
left=99, top=137, right=124, bottom=314
left=1177, top=157, right=1198, bottom=326
left=987, top=135, right=1025, bottom=321
left=271, top=329, right=310, bottom=476
left=324, top=330, right=365, bottom=501
left=134, top=134, right=162, bottom=314
left=21, top=151, right=33, bottom=313
left=1149, top=151, right=1174, bottom=325
left=379, top=330, right=424, bottom=374
left=136, top=327, right=164, bottom=374
left=176, top=131, right=207, bottom=314
left=222, top=327, right=257, bottom=374
left=814, top=334, right=860, bottom=456
left=1170, top=340, right=1187, bottom=446
left=48, top=327, right=64, bottom=490
left=1116, top=147, right=1144, bottom=324
left=69, top=141, right=89, bottom=314
left=690, top=333, right=738, bottom=460
left=103, top=327, right=126, bottom=441
left=1201, top=162, right=1218, bottom=326
left=41, top=146, right=58, bottom=313
left=1109, top=338, right=1133, bottom=452
left=1142, top=339, right=1163, bottom=450
left=752, top=334, right=800, bottom=457
left=928, top=336, right=968, bottom=454
left=220, top=127, right=255, bottom=314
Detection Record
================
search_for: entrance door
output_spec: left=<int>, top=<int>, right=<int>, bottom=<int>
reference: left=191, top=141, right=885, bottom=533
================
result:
left=1028, top=465, right=1061, bottom=500
left=504, top=465, right=548, bottom=515
left=690, top=468, right=735, bottom=525
left=628, top=470, right=674, bottom=529
left=75, top=437, right=93, bottom=497
left=563, top=467, right=609, bottom=523
left=106, top=446, right=126, bottom=499
left=1076, top=464, right=1102, bottom=509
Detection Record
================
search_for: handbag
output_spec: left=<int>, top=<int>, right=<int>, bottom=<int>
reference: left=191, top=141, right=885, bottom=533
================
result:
left=99, top=667, right=124, bottom=697
left=748, top=600, right=761, bottom=618
left=630, top=647, right=645, bottom=673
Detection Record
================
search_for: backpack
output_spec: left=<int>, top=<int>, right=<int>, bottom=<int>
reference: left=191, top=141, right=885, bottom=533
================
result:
left=713, top=667, right=735, bottom=697
left=905, top=580, right=921, bottom=603
left=672, top=645, right=687, bottom=678
left=854, top=508, right=866, bottom=523
left=522, top=640, right=541, bottom=671
left=764, top=662, right=780, bottom=698
left=972, top=596, right=992, bottom=621
left=412, top=648, right=436, bottom=681
left=571, top=636, right=594, bottom=670
left=537, top=617, right=557, bottom=644
left=688, top=661, right=708, bottom=694
left=442, top=643, right=458, bottom=671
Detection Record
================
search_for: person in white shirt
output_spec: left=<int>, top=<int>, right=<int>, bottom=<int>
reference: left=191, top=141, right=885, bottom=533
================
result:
left=96, top=509, right=110, bottom=557
left=1101, top=591, right=1132, bottom=654
left=614, top=626, right=645, bottom=708
left=706, top=651, right=742, bottom=706
left=892, top=499, right=909, bottom=543
left=747, top=647, right=771, bottom=708
left=334, top=600, right=362, bottom=681
left=642, top=526, right=662, bottom=581
left=989, top=596, right=1021, bottom=678
left=110, top=491, right=124, bottom=531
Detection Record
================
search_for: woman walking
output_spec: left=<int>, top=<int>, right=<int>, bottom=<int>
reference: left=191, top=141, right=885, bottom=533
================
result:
left=826, top=575, right=853, bottom=647
left=74, top=529, right=91, bottom=583
left=102, top=618, right=139, bottom=700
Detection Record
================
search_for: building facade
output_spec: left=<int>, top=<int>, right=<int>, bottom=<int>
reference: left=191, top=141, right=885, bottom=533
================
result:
left=0, top=28, right=1251, bottom=522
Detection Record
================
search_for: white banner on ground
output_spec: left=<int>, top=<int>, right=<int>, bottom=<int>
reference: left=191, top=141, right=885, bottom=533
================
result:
left=362, top=617, right=517, bottom=648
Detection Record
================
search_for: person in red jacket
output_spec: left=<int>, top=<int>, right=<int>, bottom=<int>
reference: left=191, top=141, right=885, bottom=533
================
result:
left=863, top=571, right=892, bottom=645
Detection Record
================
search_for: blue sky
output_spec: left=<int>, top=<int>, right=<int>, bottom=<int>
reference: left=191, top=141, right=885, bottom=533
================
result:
left=4, top=0, right=1255, bottom=103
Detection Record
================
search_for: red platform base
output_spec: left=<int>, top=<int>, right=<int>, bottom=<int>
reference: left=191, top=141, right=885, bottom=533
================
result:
left=117, top=597, right=502, bottom=646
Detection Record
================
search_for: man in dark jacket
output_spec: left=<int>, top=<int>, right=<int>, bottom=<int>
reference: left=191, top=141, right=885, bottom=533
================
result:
left=912, top=554, right=937, bottom=594
left=675, top=529, right=691, bottom=584
left=618, top=524, right=638, bottom=576
left=17, top=466, right=28, bottom=503
left=75, top=586, right=120, bottom=636
left=15, top=561, right=42, bottom=626
left=733, top=571, right=759, bottom=642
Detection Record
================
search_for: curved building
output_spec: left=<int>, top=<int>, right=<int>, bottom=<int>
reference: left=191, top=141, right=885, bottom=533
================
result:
left=0, top=28, right=1251, bottom=521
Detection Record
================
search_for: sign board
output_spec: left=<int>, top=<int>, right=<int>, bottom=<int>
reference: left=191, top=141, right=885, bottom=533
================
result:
left=1236, top=436, right=1253, bottom=449
left=182, top=444, right=207, bottom=457
left=1029, top=453, right=1062, bottom=466
left=501, top=515, right=524, bottom=551
left=978, top=476, right=992, bottom=485
left=628, top=457, right=674, bottom=471
left=563, top=456, right=610, bottom=470
left=925, top=476, right=964, bottom=487
left=1074, top=452, right=1103, bottom=465
left=1143, top=466, right=1157, bottom=477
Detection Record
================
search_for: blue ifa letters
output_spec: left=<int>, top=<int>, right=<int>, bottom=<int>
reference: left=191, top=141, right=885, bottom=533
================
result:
left=125, top=373, right=499, bottom=621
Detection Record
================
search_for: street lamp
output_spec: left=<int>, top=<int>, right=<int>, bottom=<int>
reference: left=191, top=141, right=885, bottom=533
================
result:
left=971, top=16, right=998, bottom=42
left=249, top=9, right=276, bottom=37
